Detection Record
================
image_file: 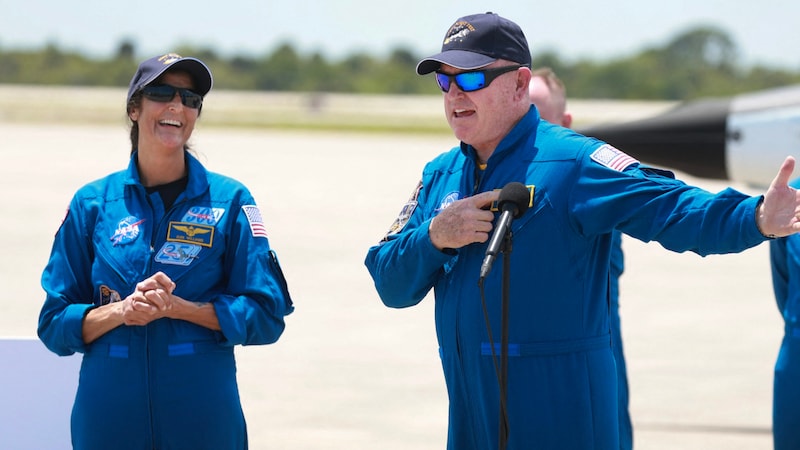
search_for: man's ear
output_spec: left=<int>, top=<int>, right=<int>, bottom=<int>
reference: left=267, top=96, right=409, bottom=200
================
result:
left=562, top=112, right=573, bottom=128
left=516, top=68, right=532, bottom=98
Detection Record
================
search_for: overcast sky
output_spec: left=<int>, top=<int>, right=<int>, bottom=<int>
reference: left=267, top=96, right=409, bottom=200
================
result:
left=2, top=0, right=798, bottom=69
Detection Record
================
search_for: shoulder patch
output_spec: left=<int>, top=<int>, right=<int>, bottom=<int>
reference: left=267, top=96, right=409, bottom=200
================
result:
left=381, top=181, right=422, bottom=242
left=242, top=205, right=269, bottom=239
left=590, top=144, right=639, bottom=172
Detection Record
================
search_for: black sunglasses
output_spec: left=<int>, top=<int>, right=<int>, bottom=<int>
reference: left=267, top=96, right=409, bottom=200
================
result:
left=140, top=84, right=203, bottom=109
left=435, top=64, right=525, bottom=93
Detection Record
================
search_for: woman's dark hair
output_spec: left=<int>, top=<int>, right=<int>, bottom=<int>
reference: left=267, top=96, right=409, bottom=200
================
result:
left=126, top=69, right=203, bottom=155
left=127, top=92, right=143, bottom=155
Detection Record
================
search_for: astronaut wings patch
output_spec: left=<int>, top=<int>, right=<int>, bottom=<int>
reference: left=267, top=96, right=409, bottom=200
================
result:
left=589, top=144, right=639, bottom=172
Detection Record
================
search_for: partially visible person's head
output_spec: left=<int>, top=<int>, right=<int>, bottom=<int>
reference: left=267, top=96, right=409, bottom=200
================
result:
left=126, top=53, right=213, bottom=153
left=529, top=67, right=572, bottom=128
left=416, top=12, right=533, bottom=153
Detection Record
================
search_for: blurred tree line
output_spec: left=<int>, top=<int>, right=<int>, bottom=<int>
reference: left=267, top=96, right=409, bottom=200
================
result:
left=1, top=25, right=798, bottom=100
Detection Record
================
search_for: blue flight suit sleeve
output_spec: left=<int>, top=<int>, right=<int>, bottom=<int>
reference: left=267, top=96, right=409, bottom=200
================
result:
left=212, top=201, right=293, bottom=346
left=570, top=161, right=765, bottom=256
left=365, top=180, right=454, bottom=308
left=39, top=196, right=96, bottom=356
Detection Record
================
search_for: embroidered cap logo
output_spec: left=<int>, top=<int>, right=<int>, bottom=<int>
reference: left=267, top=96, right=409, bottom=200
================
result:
left=157, top=53, right=182, bottom=66
left=443, top=21, right=475, bottom=45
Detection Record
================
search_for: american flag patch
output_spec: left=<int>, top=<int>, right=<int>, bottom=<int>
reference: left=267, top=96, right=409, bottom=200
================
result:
left=589, top=144, right=639, bottom=172
left=242, top=205, right=268, bottom=238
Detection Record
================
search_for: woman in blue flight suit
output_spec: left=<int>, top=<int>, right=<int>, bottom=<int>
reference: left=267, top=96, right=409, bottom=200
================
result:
left=38, top=53, right=293, bottom=450
left=770, top=178, right=800, bottom=450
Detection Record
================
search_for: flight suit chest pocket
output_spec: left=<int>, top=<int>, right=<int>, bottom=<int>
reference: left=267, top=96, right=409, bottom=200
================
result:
left=509, top=189, right=549, bottom=234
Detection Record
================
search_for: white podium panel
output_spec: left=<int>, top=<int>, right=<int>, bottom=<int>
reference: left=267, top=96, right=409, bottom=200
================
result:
left=0, top=338, right=80, bottom=450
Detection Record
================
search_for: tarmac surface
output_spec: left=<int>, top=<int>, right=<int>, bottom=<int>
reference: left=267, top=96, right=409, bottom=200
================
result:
left=0, top=119, right=783, bottom=449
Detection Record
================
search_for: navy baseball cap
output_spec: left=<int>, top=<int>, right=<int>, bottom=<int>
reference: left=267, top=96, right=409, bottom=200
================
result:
left=416, top=12, right=531, bottom=75
left=126, top=53, right=213, bottom=104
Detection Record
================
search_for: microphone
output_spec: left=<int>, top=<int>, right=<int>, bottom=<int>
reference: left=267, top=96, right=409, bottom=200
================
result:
left=479, top=182, right=531, bottom=280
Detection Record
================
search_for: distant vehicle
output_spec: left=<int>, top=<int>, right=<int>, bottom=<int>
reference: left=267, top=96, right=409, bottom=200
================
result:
left=580, top=84, right=800, bottom=188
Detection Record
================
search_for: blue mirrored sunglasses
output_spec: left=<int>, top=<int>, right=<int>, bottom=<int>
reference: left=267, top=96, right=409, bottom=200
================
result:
left=141, top=84, right=203, bottom=109
left=435, top=64, right=525, bottom=93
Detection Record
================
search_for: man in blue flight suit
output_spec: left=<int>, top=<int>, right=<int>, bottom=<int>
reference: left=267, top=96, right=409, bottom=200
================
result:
left=365, top=12, right=800, bottom=450
left=770, top=176, right=800, bottom=450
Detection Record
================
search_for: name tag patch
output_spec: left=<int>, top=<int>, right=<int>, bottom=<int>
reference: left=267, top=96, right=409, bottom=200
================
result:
left=167, top=222, right=214, bottom=247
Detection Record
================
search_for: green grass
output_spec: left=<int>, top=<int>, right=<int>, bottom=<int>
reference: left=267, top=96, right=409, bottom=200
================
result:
left=0, top=85, right=453, bottom=134
left=0, top=84, right=676, bottom=133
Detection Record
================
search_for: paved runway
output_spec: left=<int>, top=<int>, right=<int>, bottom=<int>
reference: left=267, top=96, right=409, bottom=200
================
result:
left=0, top=121, right=782, bottom=449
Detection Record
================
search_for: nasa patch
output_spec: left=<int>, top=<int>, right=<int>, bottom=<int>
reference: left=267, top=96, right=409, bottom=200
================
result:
left=436, top=191, right=461, bottom=212
left=590, top=144, right=639, bottom=172
left=110, top=216, right=145, bottom=246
